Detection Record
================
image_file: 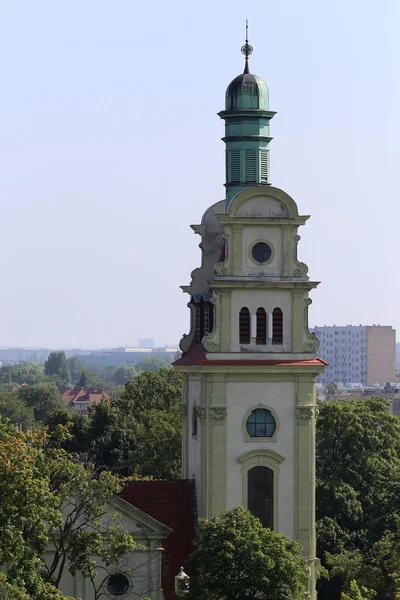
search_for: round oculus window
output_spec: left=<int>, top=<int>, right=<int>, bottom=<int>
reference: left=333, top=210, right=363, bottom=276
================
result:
left=107, top=574, right=130, bottom=596
left=252, top=242, right=272, bottom=264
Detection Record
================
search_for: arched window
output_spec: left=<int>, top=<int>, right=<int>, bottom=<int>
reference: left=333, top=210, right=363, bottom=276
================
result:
left=272, top=307, right=283, bottom=344
left=248, top=466, right=273, bottom=528
left=256, top=308, right=266, bottom=345
left=239, top=307, right=250, bottom=344
left=246, top=408, right=276, bottom=438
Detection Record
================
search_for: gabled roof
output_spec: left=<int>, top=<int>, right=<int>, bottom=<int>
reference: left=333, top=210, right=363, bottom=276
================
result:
left=108, top=495, right=172, bottom=538
left=62, top=387, right=111, bottom=409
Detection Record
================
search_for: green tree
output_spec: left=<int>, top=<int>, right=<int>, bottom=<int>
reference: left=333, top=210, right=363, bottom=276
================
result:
left=17, top=382, right=65, bottom=422
left=325, top=381, right=338, bottom=395
left=119, top=369, right=182, bottom=414
left=0, top=418, right=61, bottom=598
left=68, top=356, right=84, bottom=385
left=112, top=365, right=136, bottom=385
left=187, top=506, right=307, bottom=600
left=81, top=370, right=182, bottom=477
left=44, top=352, right=70, bottom=385
left=316, top=398, right=400, bottom=599
left=78, top=370, right=88, bottom=387
left=0, top=363, right=45, bottom=386
left=0, top=417, right=135, bottom=599
left=135, top=356, right=171, bottom=372
left=0, top=389, right=35, bottom=429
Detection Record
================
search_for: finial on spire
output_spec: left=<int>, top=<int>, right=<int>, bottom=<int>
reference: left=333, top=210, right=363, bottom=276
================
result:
left=241, top=20, right=253, bottom=74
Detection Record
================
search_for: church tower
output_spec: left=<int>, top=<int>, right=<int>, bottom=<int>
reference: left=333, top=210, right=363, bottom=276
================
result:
left=174, top=30, right=326, bottom=600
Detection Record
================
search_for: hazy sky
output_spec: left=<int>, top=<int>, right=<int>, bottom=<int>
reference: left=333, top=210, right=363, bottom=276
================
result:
left=1, top=0, right=399, bottom=348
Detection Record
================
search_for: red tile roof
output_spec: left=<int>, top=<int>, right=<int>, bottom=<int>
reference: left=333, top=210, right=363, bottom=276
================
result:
left=174, top=344, right=327, bottom=368
left=119, top=480, right=197, bottom=600
left=173, top=342, right=206, bottom=366
left=62, top=387, right=111, bottom=409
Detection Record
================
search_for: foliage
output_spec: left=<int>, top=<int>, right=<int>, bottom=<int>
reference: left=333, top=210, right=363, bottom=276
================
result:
left=17, top=382, right=64, bottom=423
left=187, top=506, right=307, bottom=600
left=119, top=369, right=182, bottom=415
left=0, top=418, right=61, bottom=597
left=341, top=581, right=377, bottom=600
left=316, top=398, right=400, bottom=599
left=44, top=369, right=183, bottom=479
left=0, top=389, right=35, bottom=429
left=135, top=356, right=171, bottom=372
left=0, top=417, right=135, bottom=599
left=44, top=352, right=70, bottom=385
left=0, top=363, right=45, bottom=386
left=325, top=381, right=338, bottom=395
left=112, top=365, right=136, bottom=385
left=67, top=357, right=85, bottom=385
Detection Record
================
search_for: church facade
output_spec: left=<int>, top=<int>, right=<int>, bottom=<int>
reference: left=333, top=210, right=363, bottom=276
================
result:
left=174, top=35, right=326, bottom=600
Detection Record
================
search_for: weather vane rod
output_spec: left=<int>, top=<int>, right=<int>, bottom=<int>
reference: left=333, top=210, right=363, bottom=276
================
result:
left=241, top=19, right=253, bottom=74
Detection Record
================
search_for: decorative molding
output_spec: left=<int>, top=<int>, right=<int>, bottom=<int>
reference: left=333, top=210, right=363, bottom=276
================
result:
left=293, top=233, right=309, bottom=278
left=214, top=232, right=232, bottom=277
left=203, top=332, right=219, bottom=352
left=179, top=403, right=188, bottom=418
left=303, top=298, right=320, bottom=353
left=295, top=406, right=314, bottom=424
left=196, top=406, right=207, bottom=422
left=209, top=406, right=227, bottom=422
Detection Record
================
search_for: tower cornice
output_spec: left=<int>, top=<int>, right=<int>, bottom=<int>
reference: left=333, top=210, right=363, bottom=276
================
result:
left=206, top=280, right=320, bottom=290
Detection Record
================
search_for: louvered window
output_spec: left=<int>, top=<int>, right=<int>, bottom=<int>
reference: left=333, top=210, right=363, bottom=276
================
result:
left=261, top=151, right=269, bottom=183
left=225, top=151, right=229, bottom=182
left=245, top=150, right=257, bottom=183
left=195, top=305, right=201, bottom=347
left=239, top=307, right=250, bottom=345
left=272, top=307, right=283, bottom=344
left=194, top=299, right=214, bottom=347
left=256, top=308, right=267, bottom=345
left=230, top=150, right=241, bottom=182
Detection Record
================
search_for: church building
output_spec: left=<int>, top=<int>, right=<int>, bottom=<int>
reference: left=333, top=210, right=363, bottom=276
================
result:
left=174, top=31, right=326, bottom=600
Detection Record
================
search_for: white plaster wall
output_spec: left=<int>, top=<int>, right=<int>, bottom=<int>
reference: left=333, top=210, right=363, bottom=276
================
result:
left=242, top=226, right=282, bottom=276
left=236, top=196, right=286, bottom=219
left=230, top=289, right=292, bottom=352
left=187, top=375, right=202, bottom=493
left=226, top=380, right=296, bottom=540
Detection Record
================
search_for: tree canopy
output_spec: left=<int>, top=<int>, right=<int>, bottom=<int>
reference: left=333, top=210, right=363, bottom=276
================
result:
left=0, top=417, right=135, bottom=600
left=187, top=506, right=307, bottom=600
left=316, top=398, right=400, bottom=599
left=44, top=352, right=70, bottom=385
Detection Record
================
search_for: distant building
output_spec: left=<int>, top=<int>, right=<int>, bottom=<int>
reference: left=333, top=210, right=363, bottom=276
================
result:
left=396, top=342, right=400, bottom=367
left=62, top=386, right=111, bottom=414
left=311, top=325, right=396, bottom=386
left=74, top=347, right=179, bottom=367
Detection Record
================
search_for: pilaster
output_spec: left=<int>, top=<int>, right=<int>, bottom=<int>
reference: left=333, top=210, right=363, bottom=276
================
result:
left=180, top=375, right=189, bottom=478
left=282, top=225, right=294, bottom=277
left=199, top=375, right=211, bottom=518
left=209, top=375, right=227, bottom=517
left=292, top=289, right=305, bottom=352
left=295, top=376, right=317, bottom=600
left=220, top=291, right=232, bottom=352
left=231, top=225, right=243, bottom=275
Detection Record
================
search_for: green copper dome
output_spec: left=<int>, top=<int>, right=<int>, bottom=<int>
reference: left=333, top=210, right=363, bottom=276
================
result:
left=225, top=72, right=269, bottom=111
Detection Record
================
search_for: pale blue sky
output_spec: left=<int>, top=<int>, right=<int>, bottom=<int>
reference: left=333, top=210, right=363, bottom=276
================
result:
left=1, top=0, right=399, bottom=347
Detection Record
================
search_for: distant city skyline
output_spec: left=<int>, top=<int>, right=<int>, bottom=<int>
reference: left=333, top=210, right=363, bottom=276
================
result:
left=1, top=0, right=400, bottom=346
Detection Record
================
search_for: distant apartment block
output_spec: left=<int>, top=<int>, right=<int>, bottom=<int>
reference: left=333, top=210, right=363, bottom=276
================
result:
left=311, top=325, right=396, bottom=386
